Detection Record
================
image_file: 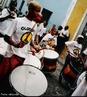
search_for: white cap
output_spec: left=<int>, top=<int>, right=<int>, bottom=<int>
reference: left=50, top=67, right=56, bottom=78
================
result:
left=77, top=35, right=84, bottom=39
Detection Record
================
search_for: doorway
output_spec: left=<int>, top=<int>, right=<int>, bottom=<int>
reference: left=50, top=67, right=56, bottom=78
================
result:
left=41, top=8, right=53, bottom=26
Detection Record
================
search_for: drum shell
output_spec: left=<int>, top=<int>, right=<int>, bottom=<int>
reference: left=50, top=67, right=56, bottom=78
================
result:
left=62, top=61, right=80, bottom=84
left=36, top=49, right=59, bottom=72
left=42, top=57, right=58, bottom=72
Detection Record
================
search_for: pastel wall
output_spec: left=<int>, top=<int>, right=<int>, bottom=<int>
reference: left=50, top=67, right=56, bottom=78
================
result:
left=17, top=0, right=71, bottom=29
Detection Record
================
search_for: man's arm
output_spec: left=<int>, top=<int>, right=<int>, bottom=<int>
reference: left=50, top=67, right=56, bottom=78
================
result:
left=0, top=14, right=15, bottom=22
left=0, top=8, right=15, bottom=22
left=4, top=34, right=26, bottom=48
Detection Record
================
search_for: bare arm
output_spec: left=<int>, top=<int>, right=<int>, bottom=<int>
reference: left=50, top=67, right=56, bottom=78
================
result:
left=4, top=34, right=26, bottom=48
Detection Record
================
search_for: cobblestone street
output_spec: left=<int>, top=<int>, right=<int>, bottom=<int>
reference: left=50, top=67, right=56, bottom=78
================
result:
left=42, top=60, right=69, bottom=96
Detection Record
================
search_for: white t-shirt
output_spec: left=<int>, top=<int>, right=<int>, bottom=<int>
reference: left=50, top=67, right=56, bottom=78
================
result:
left=4, top=17, right=37, bottom=58
left=41, top=33, right=57, bottom=46
left=59, top=29, right=69, bottom=38
left=0, top=8, right=17, bottom=34
left=37, top=23, right=46, bottom=37
left=65, top=40, right=82, bottom=57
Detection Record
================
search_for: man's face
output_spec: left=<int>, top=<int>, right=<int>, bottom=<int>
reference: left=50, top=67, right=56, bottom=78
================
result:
left=10, top=2, right=17, bottom=11
left=51, top=29, right=57, bottom=36
left=77, top=38, right=83, bottom=44
left=30, top=6, right=41, bottom=21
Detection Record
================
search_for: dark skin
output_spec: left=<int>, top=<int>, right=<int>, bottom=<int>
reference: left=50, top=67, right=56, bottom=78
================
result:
left=0, top=1, right=17, bottom=22
left=3, top=3, right=42, bottom=49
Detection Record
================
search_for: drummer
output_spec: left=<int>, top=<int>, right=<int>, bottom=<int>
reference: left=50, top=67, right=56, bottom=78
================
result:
left=0, top=1, right=42, bottom=84
left=0, top=0, right=17, bottom=37
left=58, top=35, right=84, bottom=83
left=65, top=48, right=87, bottom=96
left=39, top=27, right=58, bottom=50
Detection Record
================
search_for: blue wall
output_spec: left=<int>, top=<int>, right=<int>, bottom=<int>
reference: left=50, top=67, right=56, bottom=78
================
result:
left=17, top=0, right=71, bottom=29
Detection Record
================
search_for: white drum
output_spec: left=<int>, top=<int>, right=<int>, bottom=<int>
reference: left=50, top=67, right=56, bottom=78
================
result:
left=43, top=49, right=59, bottom=59
left=35, top=50, right=44, bottom=60
left=9, top=65, right=48, bottom=96
left=24, top=53, right=41, bottom=69
left=0, top=38, right=8, bottom=55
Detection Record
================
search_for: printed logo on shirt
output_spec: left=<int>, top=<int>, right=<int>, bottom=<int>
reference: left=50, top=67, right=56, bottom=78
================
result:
left=73, top=49, right=79, bottom=55
left=21, top=32, right=32, bottom=44
left=74, top=45, right=81, bottom=50
left=21, top=27, right=34, bottom=32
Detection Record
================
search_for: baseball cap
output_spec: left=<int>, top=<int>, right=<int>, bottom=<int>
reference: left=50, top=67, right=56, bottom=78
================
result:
left=77, top=35, right=84, bottom=39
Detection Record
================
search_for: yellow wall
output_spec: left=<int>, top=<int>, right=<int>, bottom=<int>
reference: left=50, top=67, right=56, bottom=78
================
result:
left=60, top=0, right=87, bottom=58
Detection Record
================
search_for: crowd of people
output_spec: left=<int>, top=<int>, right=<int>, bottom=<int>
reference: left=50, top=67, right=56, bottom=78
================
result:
left=0, top=0, right=87, bottom=96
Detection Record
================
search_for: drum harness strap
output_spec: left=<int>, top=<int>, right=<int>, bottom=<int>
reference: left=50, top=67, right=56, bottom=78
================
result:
left=70, top=54, right=86, bottom=90
left=40, top=50, right=45, bottom=70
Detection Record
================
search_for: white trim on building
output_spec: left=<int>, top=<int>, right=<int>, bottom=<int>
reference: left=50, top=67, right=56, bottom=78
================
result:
left=61, top=0, right=77, bottom=27
left=73, top=9, right=87, bottom=40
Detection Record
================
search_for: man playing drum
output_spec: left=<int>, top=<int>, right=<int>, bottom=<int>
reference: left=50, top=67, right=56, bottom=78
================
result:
left=0, top=0, right=17, bottom=36
left=40, top=27, right=58, bottom=50
left=0, top=1, right=42, bottom=84
left=58, top=35, right=84, bottom=83
left=65, top=47, right=87, bottom=96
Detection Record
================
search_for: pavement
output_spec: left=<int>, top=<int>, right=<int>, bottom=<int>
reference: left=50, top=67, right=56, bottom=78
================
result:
left=41, top=60, right=69, bottom=96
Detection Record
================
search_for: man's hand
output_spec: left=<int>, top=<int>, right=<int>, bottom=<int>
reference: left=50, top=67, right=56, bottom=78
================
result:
left=8, top=14, right=15, bottom=19
left=16, top=41, right=26, bottom=48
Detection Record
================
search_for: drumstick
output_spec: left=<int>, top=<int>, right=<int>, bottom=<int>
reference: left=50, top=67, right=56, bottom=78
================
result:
left=23, top=23, right=37, bottom=43
left=27, top=47, right=46, bottom=54
left=69, top=52, right=86, bottom=68
left=15, top=7, right=22, bottom=13
left=40, top=50, right=45, bottom=69
left=68, top=52, right=79, bottom=58
left=24, top=12, right=42, bottom=43
left=78, top=55, right=87, bottom=68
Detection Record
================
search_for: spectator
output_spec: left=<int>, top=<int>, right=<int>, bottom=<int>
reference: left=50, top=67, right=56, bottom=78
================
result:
left=55, top=25, right=63, bottom=53
left=57, top=25, right=70, bottom=54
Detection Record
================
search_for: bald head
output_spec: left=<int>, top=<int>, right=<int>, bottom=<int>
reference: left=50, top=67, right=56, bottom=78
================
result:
left=28, top=1, right=41, bottom=10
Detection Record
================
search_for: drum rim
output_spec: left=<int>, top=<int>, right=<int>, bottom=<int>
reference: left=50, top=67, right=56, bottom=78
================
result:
left=9, top=65, right=48, bottom=96
left=24, top=53, right=41, bottom=69
left=41, top=49, right=59, bottom=59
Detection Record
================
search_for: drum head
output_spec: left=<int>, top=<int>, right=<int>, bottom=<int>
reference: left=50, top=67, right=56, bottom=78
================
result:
left=24, top=53, right=41, bottom=69
left=0, top=38, right=8, bottom=55
left=43, top=49, right=59, bottom=59
left=9, top=65, right=48, bottom=96
left=35, top=50, right=44, bottom=59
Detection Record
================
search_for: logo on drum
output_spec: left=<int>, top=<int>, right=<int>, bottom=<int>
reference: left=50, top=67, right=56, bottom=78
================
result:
left=21, top=32, right=32, bottom=44
left=73, top=49, right=79, bottom=55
